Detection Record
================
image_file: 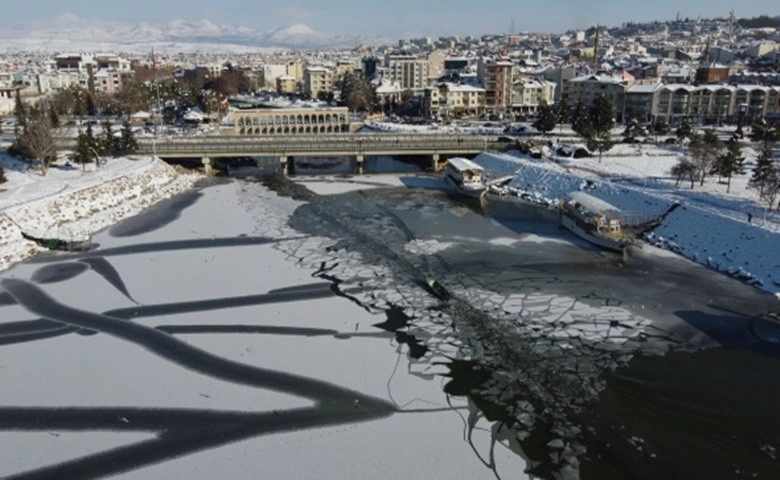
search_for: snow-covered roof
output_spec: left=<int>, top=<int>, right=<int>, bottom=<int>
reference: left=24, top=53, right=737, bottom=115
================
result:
left=567, top=191, right=620, bottom=213
left=627, top=82, right=662, bottom=94
left=569, top=74, right=626, bottom=84
left=447, top=157, right=484, bottom=172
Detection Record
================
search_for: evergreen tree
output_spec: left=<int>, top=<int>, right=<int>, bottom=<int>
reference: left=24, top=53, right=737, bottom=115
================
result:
left=100, top=119, right=116, bottom=157
left=74, top=131, right=94, bottom=170
left=119, top=120, right=138, bottom=155
left=756, top=166, right=780, bottom=211
left=715, top=137, right=745, bottom=193
left=675, top=118, right=693, bottom=144
left=652, top=118, right=669, bottom=142
left=572, top=97, right=590, bottom=138
left=532, top=100, right=557, bottom=135
left=556, top=95, right=569, bottom=132
left=74, top=125, right=99, bottom=170
left=588, top=94, right=615, bottom=161
left=13, top=90, right=27, bottom=134
left=749, top=146, right=776, bottom=195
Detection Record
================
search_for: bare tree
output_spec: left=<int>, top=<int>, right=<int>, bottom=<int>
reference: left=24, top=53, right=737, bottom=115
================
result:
left=687, top=130, right=722, bottom=187
left=671, top=158, right=697, bottom=188
left=16, top=115, right=57, bottom=176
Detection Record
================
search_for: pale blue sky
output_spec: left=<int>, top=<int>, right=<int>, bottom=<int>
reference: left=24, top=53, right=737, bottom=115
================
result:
left=1, top=0, right=775, bottom=37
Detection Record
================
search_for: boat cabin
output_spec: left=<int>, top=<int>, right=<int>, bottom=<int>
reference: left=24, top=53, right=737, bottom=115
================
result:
left=563, top=191, right=624, bottom=234
left=445, top=157, right=485, bottom=187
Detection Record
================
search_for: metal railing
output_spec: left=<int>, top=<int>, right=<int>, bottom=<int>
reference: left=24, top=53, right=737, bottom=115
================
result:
left=129, top=134, right=506, bottom=157
left=55, top=133, right=512, bottom=158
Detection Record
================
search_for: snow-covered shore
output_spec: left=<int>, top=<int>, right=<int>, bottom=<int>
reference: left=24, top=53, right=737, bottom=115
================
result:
left=474, top=146, right=780, bottom=299
left=1, top=142, right=778, bottom=299
left=0, top=155, right=200, bottom=270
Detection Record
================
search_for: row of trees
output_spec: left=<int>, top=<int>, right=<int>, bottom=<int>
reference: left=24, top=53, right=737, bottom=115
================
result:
left=11, top=92, right=138, bottom=175
left=532, top=93, right=618, bottom=161
left=531, top=93, right=778, bottom=210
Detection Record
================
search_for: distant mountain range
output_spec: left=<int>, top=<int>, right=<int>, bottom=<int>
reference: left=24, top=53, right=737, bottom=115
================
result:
left=0, top=14, right=389, bottom=52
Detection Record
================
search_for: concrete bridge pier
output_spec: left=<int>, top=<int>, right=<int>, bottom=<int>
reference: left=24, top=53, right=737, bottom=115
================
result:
left=356, top=154, right=364, bottom=174
left=432, top=153, right=441, bottom=172
left=201, top=157, right=214, bottom=176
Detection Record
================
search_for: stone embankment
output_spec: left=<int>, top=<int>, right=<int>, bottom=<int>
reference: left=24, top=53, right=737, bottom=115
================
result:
left=0, top=159, right=199, bottom=271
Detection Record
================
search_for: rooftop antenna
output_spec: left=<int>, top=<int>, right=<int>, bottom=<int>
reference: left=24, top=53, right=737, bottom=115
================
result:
left=510, top=17, right=516, bottom=35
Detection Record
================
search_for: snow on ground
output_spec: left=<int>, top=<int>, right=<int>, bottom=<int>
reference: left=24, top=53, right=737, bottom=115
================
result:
left=1, top=139, right=778, bottom=299
left=475, top=142, right=780, bottom=298
left=0, top=154, right=200, bottom=270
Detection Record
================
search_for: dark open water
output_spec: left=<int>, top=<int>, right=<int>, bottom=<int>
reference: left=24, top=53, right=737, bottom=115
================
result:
left=263, top=170, right=780, bottom=479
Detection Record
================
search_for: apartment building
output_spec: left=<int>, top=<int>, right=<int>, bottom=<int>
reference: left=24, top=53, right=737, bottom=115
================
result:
left=422, top=82, right=485, bottom=119
left=510, top=78, right=556, bottom=114
left=303, top=66, right=333, bottom=99
left=563, top=72, right=634, bottom=122
left=384, top=54, right=429, bottom=93
left=478, top=57, right=514, bottom=113
left=654, top=84, right=780, bottom=125
left=276, top=75, right=297, bottom=94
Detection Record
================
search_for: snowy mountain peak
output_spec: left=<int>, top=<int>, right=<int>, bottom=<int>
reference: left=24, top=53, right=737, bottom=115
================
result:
left=0, top=15, right=382, bottom=51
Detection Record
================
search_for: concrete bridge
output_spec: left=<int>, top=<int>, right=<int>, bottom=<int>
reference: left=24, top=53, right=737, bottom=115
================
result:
left=131, top=133, right=513, bottom=174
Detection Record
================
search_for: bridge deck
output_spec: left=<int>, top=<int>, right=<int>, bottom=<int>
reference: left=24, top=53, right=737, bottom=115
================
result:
left=128, top=133, right=510, bottom=158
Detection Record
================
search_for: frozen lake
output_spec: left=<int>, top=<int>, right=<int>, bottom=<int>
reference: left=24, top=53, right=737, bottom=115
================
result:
left=1, top=174, right=778, bottom=479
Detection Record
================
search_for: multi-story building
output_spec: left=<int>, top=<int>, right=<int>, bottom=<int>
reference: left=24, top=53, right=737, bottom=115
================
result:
left=422, top=82, right=485, bottom=119
left=49, top=53, right=132, bottom=93
left=624, top=81, right=662, bottom=124
left=384, top=54, right=429, bottom=93
left=427, top=50, right=446, bottom=84
left=510, top=78, right=556, bottom=114
left=563, top=72, right=634, bottom=122
left=262, top=64, right=288, bottom=90
left=92, top=68, right=132, bottom=95
left=653, top=84, right=780, bottom=125
left=303, top=66, right=333, bottom=99
left=374, top=79, right=403, bottom=110
left=478, top=57, right=514, bottom=113
left=276, top=75, right=297, bottom=94
left=0, top=85, right=24, bottom=115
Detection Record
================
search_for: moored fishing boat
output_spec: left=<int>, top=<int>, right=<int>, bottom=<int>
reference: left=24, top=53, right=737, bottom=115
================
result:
left=443, top=157, right=486, bottom=199
left=559, top=191, right=633, bottom=252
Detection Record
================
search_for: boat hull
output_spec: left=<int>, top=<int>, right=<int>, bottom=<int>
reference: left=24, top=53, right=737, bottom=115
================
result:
left=444, top=174, right=485, bottom=199
left=560, top=213, right=631, bottom=252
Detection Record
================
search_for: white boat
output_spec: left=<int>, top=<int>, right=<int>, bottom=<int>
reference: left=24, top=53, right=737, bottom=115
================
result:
left=560, top=191, right=634, bottom=252
left=443, top=157, right=486, bottom=199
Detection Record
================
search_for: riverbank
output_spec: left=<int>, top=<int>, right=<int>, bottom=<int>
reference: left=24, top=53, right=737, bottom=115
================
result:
left=0, top=155, right=201, bottom=271
left=474, top=148, right=780, bottom=299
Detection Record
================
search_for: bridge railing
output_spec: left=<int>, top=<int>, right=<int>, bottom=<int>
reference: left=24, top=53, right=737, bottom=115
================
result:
left=132, top=133, right=502, bottom=156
